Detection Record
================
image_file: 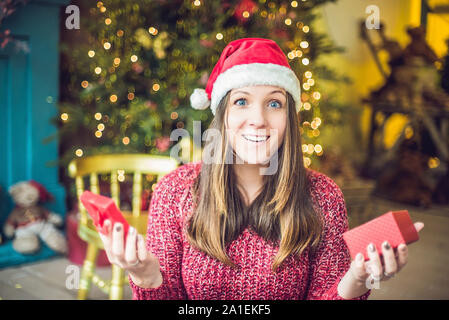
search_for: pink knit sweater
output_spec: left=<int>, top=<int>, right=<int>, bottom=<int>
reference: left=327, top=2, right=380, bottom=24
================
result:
left=129, top=162, right=371, bottom=300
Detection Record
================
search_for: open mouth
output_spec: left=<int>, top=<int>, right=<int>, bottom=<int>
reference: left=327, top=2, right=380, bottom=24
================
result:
left=242, top=134, right=270, bottom=143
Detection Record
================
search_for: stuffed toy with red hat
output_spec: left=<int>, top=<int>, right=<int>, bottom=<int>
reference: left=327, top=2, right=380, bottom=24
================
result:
left=190, top=37, right=301, bottom=115
left=3, top=180, right=67, bottom=255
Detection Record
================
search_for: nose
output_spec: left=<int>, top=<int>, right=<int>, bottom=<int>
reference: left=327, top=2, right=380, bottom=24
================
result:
left=247, top=103, right=267, bottom=128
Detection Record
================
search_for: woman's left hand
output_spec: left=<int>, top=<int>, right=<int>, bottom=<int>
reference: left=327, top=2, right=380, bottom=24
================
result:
left=349, top=222, right=425, bottom=284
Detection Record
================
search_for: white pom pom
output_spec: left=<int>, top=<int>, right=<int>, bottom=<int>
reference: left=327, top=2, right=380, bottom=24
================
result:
left=190, top=88, right=210, bottom=110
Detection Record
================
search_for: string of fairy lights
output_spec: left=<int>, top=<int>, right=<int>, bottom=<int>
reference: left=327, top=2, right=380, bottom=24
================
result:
left=62, top=0, right=323, bottom=168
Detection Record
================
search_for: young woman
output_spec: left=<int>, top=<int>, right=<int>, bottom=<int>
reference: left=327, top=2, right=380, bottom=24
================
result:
left=98, top=38, right=424, bottom=300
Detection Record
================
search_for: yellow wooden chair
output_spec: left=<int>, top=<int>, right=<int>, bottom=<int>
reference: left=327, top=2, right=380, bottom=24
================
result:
left=68, top=154, right=178, bottom=300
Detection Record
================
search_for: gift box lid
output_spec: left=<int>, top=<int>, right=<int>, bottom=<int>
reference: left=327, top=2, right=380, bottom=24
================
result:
left=80, top=190, right=129, bottom=236
left=343, top=210, right=419, bottom=260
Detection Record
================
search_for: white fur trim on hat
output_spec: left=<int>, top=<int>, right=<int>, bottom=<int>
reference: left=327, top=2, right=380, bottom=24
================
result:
left=190, top=88, right=211, bottom=110
left=210, top=63, right=301, bottom=115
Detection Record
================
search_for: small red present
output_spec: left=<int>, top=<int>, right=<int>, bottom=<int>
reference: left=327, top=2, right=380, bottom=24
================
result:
left=80, top=191, right=130, bottom=238
left=343, top=210, right=419, bottom=261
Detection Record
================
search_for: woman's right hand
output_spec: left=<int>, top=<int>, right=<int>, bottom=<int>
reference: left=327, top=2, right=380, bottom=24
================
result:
left=99, top=219, right=163, bottom=289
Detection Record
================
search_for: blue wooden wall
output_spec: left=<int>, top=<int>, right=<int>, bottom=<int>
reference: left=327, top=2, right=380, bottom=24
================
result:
left=0, top=0, right=69, bottom=266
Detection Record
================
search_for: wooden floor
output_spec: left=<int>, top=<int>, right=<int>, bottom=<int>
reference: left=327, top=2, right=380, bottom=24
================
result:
left=0, top=195, right=448, bottom=300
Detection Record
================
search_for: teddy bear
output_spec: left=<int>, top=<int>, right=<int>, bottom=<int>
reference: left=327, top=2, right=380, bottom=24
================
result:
left=3, top=180, right=67, bottom=255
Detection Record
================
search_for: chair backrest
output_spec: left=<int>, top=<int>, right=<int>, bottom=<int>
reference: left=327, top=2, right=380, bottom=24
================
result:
left=68, top=154, right=179, bottom=225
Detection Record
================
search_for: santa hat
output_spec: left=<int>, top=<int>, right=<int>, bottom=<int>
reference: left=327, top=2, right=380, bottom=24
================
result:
left=190, top=38, right=301, bottom=116
left=29, top=180, right=54, bottom=203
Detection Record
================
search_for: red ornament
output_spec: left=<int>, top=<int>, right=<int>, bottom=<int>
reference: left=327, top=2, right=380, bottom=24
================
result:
left=155, top=136, right=171, bottom=152
left=233, top=0, right=257, bottom=23
left=199, top=71, right=209, bottom=86
left=144, top=100, right=157, bottom=110
left=272, top=28, right=289, bottom=40
left=221, top=1, right=232, bottom=10
left=132, top=62, right=143, bottom=74
left=199, top=39, right=214, bottom=48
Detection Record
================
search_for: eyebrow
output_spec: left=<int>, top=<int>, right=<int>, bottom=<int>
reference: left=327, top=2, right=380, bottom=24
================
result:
left=231, top=90, right=286, bottom=97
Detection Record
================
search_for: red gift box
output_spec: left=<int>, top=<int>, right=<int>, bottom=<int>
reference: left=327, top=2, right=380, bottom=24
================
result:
left=343, top=210, right=419, bottom=261
left=80, top=191, right=130, bottom=238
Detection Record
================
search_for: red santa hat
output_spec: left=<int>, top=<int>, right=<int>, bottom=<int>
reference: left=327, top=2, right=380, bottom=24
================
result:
left=190, top=38, right=301, bottom=116
left=29, top=180, right=54, bottom=203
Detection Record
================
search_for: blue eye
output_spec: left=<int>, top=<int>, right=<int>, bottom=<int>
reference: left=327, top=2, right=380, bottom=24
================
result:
left=234, top=98, right=247, bottom=106
left=233, top=98, right=282, bottom=108
left=269, top=100, right=282, bottom=108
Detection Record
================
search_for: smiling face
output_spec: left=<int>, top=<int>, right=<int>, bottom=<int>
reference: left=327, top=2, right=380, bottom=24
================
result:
left=225, top=85, right=288, bottom=165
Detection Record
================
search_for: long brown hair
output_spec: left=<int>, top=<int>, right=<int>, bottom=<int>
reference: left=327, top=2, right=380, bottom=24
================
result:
left=186, top=90, right=322, bottom=272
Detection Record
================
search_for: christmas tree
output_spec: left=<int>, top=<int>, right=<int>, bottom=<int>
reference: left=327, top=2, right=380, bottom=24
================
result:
left=57, top=0, right=345, bottom=177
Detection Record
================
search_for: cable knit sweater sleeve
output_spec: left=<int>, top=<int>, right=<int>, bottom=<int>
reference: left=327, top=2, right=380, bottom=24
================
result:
left=129, top=167, right=189, bottom=300
left=305, top=172, right=371, bottom=300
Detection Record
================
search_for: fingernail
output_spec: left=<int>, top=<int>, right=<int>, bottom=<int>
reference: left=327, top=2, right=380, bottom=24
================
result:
left=115, top=224, right=122, bottom=232
left=356, top=253, right=364, bottom=262
left=368, top=243, right=375, bottom=252
left=129, top=226, right=135, bottom=234
left=383, top=241, right=391, bottom=250
left=400, top=244, right=407, bottom=251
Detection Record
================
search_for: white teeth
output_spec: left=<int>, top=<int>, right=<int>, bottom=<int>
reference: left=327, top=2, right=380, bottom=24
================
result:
left=243, top=135, right=269, bottom=142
